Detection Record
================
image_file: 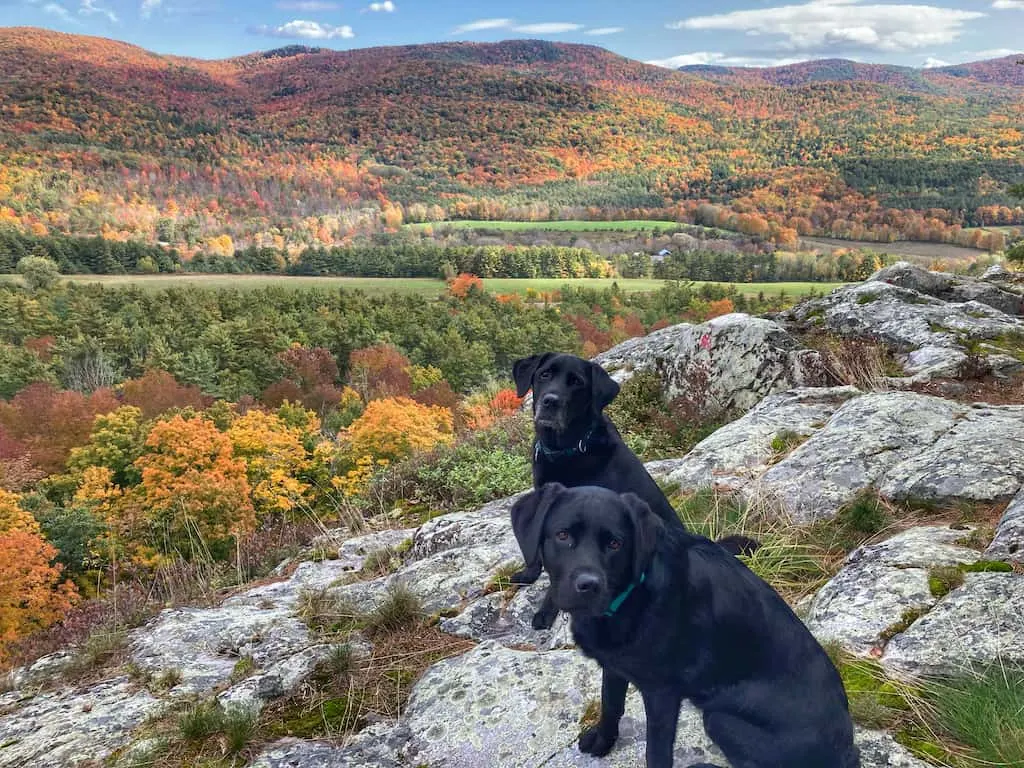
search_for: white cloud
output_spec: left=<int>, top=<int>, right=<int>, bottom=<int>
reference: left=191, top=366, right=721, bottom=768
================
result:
left=452, top=19, right=583, bottom=35
left=922, top=56, right=949, bottom=68
left=991, top=0, right=1024, bottom=9
left=140, top=0, right=160, bottom=19
left=513, top=22, right=582, bottom=34
left=275, top=1, right=341, bottom=9
left=669, top=0, right=985, bottom=53
left=647, top=51, right=808, bottom=68
left=40, top=1, right=75, bottom=22
left=452, top=18, right=513, bottom=34
left=584, top=27, right=624, bottom=36
left=251, top=19, right=355, bottom=40
left=79, top=0, right=117, bottom=22
left=366, top=0, right=395, bottom=11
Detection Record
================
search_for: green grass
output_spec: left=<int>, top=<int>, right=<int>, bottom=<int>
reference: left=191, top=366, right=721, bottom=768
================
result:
left=404, top=219, right=683, bottom=232
left=0, top=273, right=845, bottom=299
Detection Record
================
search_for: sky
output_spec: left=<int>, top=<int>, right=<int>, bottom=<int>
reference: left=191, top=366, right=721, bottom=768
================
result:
left=3, top=0, right=1022, bottom=69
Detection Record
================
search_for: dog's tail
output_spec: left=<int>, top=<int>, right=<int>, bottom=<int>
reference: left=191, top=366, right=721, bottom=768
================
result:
left=715, top=534, right=761, bottom=556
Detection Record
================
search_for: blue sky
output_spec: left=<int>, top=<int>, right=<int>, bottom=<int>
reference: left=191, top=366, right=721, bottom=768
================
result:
left=4, top=0, right=1022, bottom=68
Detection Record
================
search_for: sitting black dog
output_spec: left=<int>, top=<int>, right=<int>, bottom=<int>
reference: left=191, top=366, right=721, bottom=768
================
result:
left=511, top=483, right=860, bottom=768
left=510, top=352, right=756, bottom=629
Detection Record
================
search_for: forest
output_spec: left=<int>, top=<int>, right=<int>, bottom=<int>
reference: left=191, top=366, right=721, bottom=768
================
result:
left=0, top=30, right=1021, bottom=257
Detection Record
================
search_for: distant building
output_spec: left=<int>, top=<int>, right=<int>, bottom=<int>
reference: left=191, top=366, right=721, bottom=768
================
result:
left=652, top=248, right=672, bottom=263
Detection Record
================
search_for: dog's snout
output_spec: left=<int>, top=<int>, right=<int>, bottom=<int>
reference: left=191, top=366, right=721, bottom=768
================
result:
left=541, top=393, right=561, bottom=408
left=574, top=572, right=601, bottom=594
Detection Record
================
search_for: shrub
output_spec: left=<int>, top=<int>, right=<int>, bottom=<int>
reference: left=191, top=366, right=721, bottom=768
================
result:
left=343, top=397, right=454, bottom=464
left=16, top=255, right=61, bottom=291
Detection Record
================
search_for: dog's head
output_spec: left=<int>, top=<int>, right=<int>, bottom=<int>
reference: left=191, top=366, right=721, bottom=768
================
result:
left=510, top=484, right=663, bottom=617
left=512, top=353, right=619, bottom=436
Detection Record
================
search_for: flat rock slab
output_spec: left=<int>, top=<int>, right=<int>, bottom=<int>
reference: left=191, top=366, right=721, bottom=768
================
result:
left=805, top=526, right=981, bottom=656
left=883, top=572, right=1024, bottom=678
left=648, top=386, right=861, bottom=490
left=0, top=677, right=163, bottom=768
left=593, top=313, right=828, bottom=414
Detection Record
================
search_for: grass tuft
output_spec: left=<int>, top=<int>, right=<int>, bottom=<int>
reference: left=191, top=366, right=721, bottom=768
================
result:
left=364, top=584, right=423, bottom=637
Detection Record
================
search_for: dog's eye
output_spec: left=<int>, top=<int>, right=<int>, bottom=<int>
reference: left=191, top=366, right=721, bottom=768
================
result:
left=555, top=530, right=570, bottom=542
left=566, top=374, right=581, bottom=386
left=607, top=539, right=622, bottom=551
left=538, top=370, right=552, bottom=381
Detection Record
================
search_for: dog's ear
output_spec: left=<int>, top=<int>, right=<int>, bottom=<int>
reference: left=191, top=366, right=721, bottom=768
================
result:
left=589, top=362, right=620, bottom=413
left=512, top=353, right=552, bottom=398
left=511, top=482, right=565, bottom=570
left=621, top=492, right=664, bottom=582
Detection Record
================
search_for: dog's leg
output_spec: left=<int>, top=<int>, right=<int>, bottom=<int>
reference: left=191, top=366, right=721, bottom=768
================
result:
left=530, top=587, right=558, bottom=630
left=641, top=686, right=684, bottom=768
left=578, top=669, right=628, bottom=757
left=510, top=561, right=542, bottom=585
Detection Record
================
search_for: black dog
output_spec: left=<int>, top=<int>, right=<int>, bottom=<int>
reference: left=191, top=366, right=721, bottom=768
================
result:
left=512, top=484, right=860, bottom=768
left=510, top=352, right=756, bottom=629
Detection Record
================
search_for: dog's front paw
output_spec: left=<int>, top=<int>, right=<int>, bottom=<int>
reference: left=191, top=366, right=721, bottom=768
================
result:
left=578, top=725, right=617, bottom=757
left=509, top=567, right=540, bottom=585
left=531, top=606, right=557, bottom=630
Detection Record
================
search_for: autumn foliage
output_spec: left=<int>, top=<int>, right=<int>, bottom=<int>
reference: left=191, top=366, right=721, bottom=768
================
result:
left=349, top=344, right=414, bottom=402
left=447, top=273, right=484, bottom=299
left=343, top=397, right=454, bottom=463
left=121, top=370, right=209, bottom=418
left=0, top=490, right=77, bottom=663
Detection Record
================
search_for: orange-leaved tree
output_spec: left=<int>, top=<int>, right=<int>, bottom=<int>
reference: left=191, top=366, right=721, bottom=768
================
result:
left=348, top=344, right=413, bottom=401
left=447, top=272, right=484, bottom=299
left=343, top=397, right=454, bottom=464
left=121, top=369, right=208, bottom=419
left=129, top=415, right=255, bottom=563
left=0, top=490, right=77, bottom=664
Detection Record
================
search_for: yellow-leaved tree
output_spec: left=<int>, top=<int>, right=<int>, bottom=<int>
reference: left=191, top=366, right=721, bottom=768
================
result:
left=227, top=409, right=313, bottom=520
left=343, top=397, right=454, bottom=463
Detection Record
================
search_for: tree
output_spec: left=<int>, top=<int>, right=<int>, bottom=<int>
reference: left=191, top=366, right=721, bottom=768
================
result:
left=121, top=369, right=208, bottom=419
left=1009, top=183, right=1024, bottom=201
left=129, top=415, right=255, bottom=562
left=16, top=256, right=61, bottom=291
left=343, top=397, right=454, bottom=463
left=227, top=409, right=312, bottom=520
left=0, top=490, right=77, bottom=663
left=348, top=344, right=413, bottom=401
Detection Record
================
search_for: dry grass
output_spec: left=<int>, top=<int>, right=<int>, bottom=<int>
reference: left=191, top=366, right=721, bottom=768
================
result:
left=801, top=332, right=902, bottom=391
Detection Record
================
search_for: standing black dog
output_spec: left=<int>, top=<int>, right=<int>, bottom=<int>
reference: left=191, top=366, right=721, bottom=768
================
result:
left=510, top=352, right=756, bottom=629
left=512, top=483, right=860, bottom=768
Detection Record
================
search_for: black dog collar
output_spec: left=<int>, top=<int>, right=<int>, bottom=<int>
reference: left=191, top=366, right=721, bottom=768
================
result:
left=534, top=424, right=597, bottom=462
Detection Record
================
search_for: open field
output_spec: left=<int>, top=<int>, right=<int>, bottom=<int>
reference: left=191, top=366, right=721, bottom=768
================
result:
left=800, top=236, right=990, bottom=259
left=404, top=219, right=682, bottom=232
left=0, top=273, right=846, bottom=298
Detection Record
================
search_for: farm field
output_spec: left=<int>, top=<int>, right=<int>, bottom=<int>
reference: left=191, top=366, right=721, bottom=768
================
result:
left=800, top=236, right=990, bottom=259
left=404, top=220, right=683, bottom=232
left=0, top=273, right=846, bottom=298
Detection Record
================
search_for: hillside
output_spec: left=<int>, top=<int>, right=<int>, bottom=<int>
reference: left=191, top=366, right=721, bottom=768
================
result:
left=0, top=28, right=1022, bottom=250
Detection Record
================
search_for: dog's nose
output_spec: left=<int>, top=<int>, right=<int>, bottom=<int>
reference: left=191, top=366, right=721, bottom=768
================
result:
left=574, top=573, right=601, bottom=594
left=541, top=393, right=560, bottom=408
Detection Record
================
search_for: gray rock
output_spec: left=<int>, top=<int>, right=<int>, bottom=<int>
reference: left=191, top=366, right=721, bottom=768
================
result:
left=248, top=722, right=406, bottom=768
left=440, top=576, right=574, bottom=650
left=883, top=572, right=1024, bottom=677
left=987, top=486, right=1024, bottom=563
left=314, top=527, right=416, bottom=573
left=218, top=645, right=333, bottom=713
left=870, top=262, right=1024, bottom=316
left=0, top=677, right=163, bottom=768
left=780, top=268, right=1024, bottom=380
left=760, top=393, right=962, bottom=521
left=878, top=404, right=1024, bottom=503
left=805, top=526, right=981, bottom=655
left=593, top=313, right=829, bottom=416
left=399, top=642, right=601, bottom=768
left=648, top=386, right=861, bottom=491
left=130, top=601, right=313, bottom=696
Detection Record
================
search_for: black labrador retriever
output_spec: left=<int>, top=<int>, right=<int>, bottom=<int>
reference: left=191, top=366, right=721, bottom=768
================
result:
left=510, top=352, right=756, bottom=629
left=512, top=483, right=860, bottom=768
